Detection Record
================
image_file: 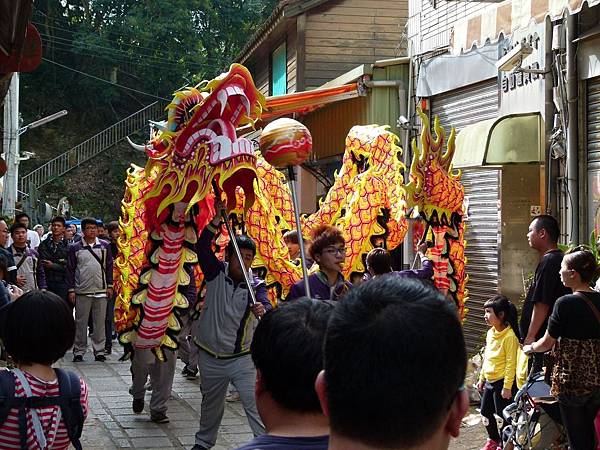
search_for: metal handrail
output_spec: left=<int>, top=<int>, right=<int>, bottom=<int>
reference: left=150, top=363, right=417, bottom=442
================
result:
left=19, top=101, right=165, bottom=194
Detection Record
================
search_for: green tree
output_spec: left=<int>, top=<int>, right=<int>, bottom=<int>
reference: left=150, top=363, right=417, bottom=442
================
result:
left=17, top=0, right=277, bottom=219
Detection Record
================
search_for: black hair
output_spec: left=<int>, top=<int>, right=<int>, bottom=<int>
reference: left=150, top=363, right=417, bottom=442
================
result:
left=309, top=225, right=345, bottom=260
left=9, top=222, right=27, bottom=235
left=564, top=248, right=599, bottom=283
left=251, top=297, right=334, bottom=412
left=14, top=213, right=29, bottom=222
left=323, top=276, right=466, bottom=448
left=226, top=234, right=256, bottom=258
left=532, top=214, right=560, bottom=243
left=50, top=216, right=66, bottom=226
left=283, top=229, right=299, bottom=245
left=80, top=217, right=98, bottom=230
left=483, top=295, right=521, bottom=341
left=0, top=290, right=75, bottom=365
left=366, top=247, right=392, bottom=275
left=106, top=220, right=119, bottom=233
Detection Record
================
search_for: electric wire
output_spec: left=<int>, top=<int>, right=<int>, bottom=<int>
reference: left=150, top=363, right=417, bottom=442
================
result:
left=41, top=57, right=172, bottom=101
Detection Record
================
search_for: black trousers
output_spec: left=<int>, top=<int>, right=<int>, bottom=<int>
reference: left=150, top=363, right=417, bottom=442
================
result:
left=105, top=295, right=115, bottom=350
left=558, top=390, right=600, bottom=450
left=480, top=379, right=515, bottom=442
left=46, top=280, right=69, bottom=304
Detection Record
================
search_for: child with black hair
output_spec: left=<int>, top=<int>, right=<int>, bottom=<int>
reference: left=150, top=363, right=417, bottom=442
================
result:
left=0, top=290, right=88, bottom=449
left=477, top=295, right=520, bottom=450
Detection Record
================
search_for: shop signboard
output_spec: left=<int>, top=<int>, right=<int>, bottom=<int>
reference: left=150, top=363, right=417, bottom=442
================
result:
left=499, top=22, right=546, bottom=117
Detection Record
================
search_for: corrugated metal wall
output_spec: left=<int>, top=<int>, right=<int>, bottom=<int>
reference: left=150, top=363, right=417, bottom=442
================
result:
left=430, top=78, right=500, bottom=355
left=587, top=77, right=600, bottom=237
left=460, top=169, right=501, bottom=355
left=430, top=80, right=499, bottom=131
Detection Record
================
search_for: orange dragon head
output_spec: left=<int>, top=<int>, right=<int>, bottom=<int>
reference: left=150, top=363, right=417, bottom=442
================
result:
left=140, top=64, right=266, bottom=225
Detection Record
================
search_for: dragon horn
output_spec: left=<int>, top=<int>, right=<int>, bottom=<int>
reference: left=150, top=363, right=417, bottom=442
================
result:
left=126, top=137, right=152, bottom=152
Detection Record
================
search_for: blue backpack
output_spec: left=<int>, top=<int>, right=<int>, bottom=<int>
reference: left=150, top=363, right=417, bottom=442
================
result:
left=0, top=368, right=84, bottom=450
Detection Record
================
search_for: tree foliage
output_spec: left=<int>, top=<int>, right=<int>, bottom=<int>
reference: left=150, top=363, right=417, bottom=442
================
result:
left=17, top=0, right=277, bottom=218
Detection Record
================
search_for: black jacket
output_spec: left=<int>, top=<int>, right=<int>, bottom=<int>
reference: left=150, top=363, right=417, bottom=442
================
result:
left=37, top=237, right=69, bottom=283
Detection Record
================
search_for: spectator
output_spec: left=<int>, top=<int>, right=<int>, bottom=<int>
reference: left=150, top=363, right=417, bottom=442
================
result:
left=0, top=290, right=88, bottom=449
left=366, top=242, right=434, bottom=280
left=67, top=218, right=113, bottom=363
left=97, top=222, right=109, bottom=241
left=191, top=198, right=270, bottom=450
left=65, top=227, right=75, bottom=244
left=13, top=212, right=40, bottom=249
left=38, top=216, right=70, bottom=303
left=286, top=225, right=352, bottom=302
left=104, top=221, right=120, bottom=354
left=315, top=277, right=468, bottom=450
left=521, top=215, right=570, bottom=373
left=33, top=224, right=45, bottom=240
left=236, top=298, right=333, bottom=450
left=0, top=256, right=22, bottom=307
left=0, top=219, right=17, bottom=283
left=9, top=222, right=46, bottom=293
left=524, top=249, right=600, bottom=450
left=476, top=295, right=520, bottom=450
left=68, top=223, right=82, bottom=243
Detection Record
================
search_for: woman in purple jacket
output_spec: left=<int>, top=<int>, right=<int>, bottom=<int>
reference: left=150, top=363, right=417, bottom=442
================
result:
left=285, top=225, right=352, bottom=302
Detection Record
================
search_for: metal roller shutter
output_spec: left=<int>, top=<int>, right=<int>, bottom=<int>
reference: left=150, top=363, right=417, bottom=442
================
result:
left=460, top=169, right=501, bottom=356
left=587, top=77, right=600, bottom=237
left=430, top=79, right=499, bottom=355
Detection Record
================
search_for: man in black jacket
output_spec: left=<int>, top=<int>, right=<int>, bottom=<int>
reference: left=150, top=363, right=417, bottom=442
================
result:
left=38, top=216, right=70, bottom=303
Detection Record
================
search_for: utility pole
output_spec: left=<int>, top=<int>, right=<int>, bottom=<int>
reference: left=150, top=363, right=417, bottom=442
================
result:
left=2, top=74, right=20, bottom=218
left=1, top=73, right=67, bottom=217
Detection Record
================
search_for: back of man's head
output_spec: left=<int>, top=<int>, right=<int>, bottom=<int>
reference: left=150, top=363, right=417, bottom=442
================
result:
left=320, top=277, right=467, bottom=448
left=251, top=297, right=334, bottom=413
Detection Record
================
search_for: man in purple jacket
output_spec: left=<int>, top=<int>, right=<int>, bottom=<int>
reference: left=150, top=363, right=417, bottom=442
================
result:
left=67, top=218, right=113, bottom=362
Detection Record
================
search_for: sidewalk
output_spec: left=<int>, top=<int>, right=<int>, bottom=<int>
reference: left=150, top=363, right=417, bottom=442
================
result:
left=59, top=348, right=253, bottom=450
left=58, top=347, right=485, bottom=450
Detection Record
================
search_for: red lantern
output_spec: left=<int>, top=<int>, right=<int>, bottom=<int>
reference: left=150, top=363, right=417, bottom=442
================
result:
left=259, top=118, right=312, bottom=167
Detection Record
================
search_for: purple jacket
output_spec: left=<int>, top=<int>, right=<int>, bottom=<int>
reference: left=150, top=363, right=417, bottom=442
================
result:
left=395, top=258, right=434, bottom=280
left=286, top=271, right=353, bottom=302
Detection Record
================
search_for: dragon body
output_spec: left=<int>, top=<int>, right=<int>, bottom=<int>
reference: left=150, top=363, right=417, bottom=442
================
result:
left=114, top=64, right=265, bottom=360
left=115, top=65, right=468, bottom=357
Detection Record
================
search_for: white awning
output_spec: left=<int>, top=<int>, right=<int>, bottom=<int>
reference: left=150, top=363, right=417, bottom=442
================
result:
left=450, top=0, right=600, bottom=55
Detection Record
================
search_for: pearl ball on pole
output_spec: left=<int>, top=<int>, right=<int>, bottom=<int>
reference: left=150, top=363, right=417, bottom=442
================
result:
left=259, top=118, right=313, bottom=298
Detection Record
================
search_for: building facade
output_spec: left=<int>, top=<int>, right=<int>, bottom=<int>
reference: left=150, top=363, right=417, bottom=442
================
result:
left=408, top=0, right=600, bottom=353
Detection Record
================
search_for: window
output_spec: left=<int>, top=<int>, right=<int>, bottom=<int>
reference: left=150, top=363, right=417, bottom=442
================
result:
left=271, top=43, right=287, bottom=96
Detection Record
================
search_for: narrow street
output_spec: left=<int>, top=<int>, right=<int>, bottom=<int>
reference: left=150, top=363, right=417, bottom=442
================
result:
left=58, top=349, right=254, bottom=450
left=57, top=347, right=486, bottom=450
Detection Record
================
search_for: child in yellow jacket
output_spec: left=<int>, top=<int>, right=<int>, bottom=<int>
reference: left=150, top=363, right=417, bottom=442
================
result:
left=477, top=295, right=520, bottom=450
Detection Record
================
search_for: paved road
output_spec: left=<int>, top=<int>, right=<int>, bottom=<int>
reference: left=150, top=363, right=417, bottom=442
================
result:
left=59, top=348, right=486, bottom=450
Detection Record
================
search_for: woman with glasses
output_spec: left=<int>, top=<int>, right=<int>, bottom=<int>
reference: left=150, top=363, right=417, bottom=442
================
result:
left=285, top=225, right=352, bottom=301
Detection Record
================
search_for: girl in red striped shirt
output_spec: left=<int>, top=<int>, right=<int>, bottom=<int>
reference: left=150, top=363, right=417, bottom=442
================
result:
left=0, top=290, right=88, bottom=449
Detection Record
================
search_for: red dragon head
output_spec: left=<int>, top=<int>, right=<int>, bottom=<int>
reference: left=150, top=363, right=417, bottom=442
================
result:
left=140, top=64, right=265, bottom=226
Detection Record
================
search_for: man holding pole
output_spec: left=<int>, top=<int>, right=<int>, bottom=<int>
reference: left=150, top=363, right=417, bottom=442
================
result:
left=191, top=198, right=270, bottom=450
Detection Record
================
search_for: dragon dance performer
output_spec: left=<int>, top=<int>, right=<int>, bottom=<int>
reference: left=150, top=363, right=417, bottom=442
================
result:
left=191, top=198, right=271, bottom=450
left=285, top=225, right=353, bottom=302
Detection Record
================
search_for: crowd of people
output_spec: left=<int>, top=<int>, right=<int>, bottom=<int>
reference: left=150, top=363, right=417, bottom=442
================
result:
left=0, top=208, right=597, bottom=450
